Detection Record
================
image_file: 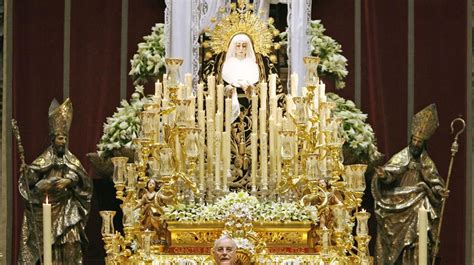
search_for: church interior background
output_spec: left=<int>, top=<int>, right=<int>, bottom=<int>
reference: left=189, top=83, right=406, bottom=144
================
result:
left=0, top=0, right=472, bottom=264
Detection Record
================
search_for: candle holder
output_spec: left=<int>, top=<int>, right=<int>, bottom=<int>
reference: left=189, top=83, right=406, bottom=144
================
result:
left=345, top=164, right=368, bottom=209
left=303, top=56, right=320, bottom=90
left=278, top=130, right=296, bottom=192
left=174, top=99, right=192, bottom=128
left=165, top=58, right=183, bottom=90
left=111, top=157, right=129, bottom=199
left=133, top=138, right=153, bottom=185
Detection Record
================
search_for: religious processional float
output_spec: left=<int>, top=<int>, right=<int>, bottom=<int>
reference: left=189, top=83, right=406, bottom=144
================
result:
left=95, top=2, right=378, bottom=264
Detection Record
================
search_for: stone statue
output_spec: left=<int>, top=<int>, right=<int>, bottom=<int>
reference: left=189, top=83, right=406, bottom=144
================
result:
left=212, top=235, right=237, bottom=265
left=18, top=98, right=93, bottom=264
left=372, top=104, right=449, bottom=265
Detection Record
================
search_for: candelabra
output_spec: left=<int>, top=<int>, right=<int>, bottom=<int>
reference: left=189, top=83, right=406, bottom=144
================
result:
left=102, top=56, right=373, bottom=263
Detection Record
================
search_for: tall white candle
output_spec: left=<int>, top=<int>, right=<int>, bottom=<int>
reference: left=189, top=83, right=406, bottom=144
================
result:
left=260, top=82, right=267, bottom=109
left=251, top=133, right=258, bottom=191
left=155, top=80, right=162, bottom=98
left=252, top=94, right=258, bottom=134
left=222, top=131, right=230, bottom=192
left=276, top=122, right=282, bottom=186
left=197, top=83, right=204, bottom=111
left=418, top=205, right=428, bottom=265
left=208, top=75, right=216, bottom=100
left=185, top=73, right=193, bottom=97
left=225, top=97, right=232, bottom=133
left=198, top=110, right=206, bottom=190
left=260, top=133, right=268, bottom=190
left=269, top=74, right=277, bottom=98
left=291, top=73, right=298, bottom=96
left=43, top=197, right=52, bottom=265
left=206, top=119, right=214, bottom=177
left=189, top=96, right=196, bottom=126
left=268, top=116, right=275, bottom=178
left=217, top=84, right=224, bottom=115
left=214, top=132, right=222, bottom=191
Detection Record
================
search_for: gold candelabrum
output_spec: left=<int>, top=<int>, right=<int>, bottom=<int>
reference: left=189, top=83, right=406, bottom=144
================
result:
left=101, top=56, right=373, bottom=263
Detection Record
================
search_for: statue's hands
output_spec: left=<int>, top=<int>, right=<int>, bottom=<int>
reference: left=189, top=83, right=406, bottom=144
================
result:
left=36, top=179, right=53, bottom=192
left=375, top=167, right=385, bottom=177
left=225, top=85, right=235, bottom=98
left=55, top=178, right=72, bottom=190
left=433, top=185, right=450, bottom=198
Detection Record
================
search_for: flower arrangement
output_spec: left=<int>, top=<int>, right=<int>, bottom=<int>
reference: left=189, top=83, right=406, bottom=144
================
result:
left=308, top=20, right=348, bottom=89
left=163, top=191, right=318, bottom=223
left=278, top=20, right=348, bottom=89
left=328, top=92, right=383, bottom=164
left=96, top=86, right=151, bottom=158
left=129, top=23, right=166, bottom=85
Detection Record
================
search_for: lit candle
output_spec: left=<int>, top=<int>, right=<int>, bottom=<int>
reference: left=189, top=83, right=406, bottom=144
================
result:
left=418, top=205, right=428, bottom=265
left=43, top=196, right=52, bottom=265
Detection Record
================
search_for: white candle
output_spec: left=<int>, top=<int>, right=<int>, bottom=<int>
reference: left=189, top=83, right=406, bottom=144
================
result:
left=197, top=83, right=204, bottom=111
left=260, top=133, right=268, bottom=190
left=189, top=96, right=196, bottom=126
left=252, top=94, right=258, bottom=134
left=260, top=82, right=267, bottom=109
left=206, top=119, right=214, bottom=177
left=269, top=74, right=277, bottom=98
left=214, top=132, right=222, bottom=190
left=217, top=84, right=224, bottom=115
left=155, top=80, right=162, bottom=98
left=251, top=133, right=258, bottom=191
left=319, top=81, right=326, bottom=98
left=198, top=110, right=206, bottom=190
left=291, top=73, right=298, bottom=96
left=185, top=73, right=193, bottom=97
left=222, top=131, right=230, bottom=192
left=207, top=74, right=215, bottom=100
left=225, top=97, right=232, bottom=133
left=418, top=205, right=428, bottom=265
left=43, top=196, right=52, bottom=265
left=162, top=74, right=168, bottom=99
left=268, top=116, right=275, bottom=178
left=276, top=122, right=282, bottom=186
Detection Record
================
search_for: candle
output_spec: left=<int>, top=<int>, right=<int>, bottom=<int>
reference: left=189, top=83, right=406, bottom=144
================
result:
left=155, top=80, right=162, bottom=98
left=276, top=122, right=282, bottom=186
left=291, top=72, right=298, bottom=96
left=260, top=133, right=268, bottom=190
left=43, top=196, right=52, bottom=265
left=268, top=116, right=275, bottom=178
left=197, top=83, right=204, bottom=111
left=225, top=97, right=232, bottom=133
left=217, top=84, right=224, bottom=115
left=252, top=94, right=258, bottom=134
left=198, top=110, right=206, bottom=190
left=185, top=73, right=193, bottom=97
left=189, top=96, right=196, bottom=126
left=206, top=119, right=214, bottom=177
left=260, top=82, right=267, bottom=109
left=207, top=74, right=215, bottom=100
left=222, top=131, right=230, bottom=192
left=319, top=80, right=326, bottom=98
left=269, top=74, right=277, bottom=98
left=418, top=205, right=428, bottom=265
left=215, top=132, right=222, bottom=190
left=251, top=133, right=258, bottom=191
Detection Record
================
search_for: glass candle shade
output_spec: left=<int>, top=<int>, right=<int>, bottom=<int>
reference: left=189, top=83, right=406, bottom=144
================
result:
left=185, top=128, right=200, bottom=159
left=99, top=210, right=116, bottom=237
left=165, top=58, right=183, bottom=89
left=111, top=157, right=129, bottom=185
left=355, top=210, right=371, bottom=236
left=303, top=56, right=320, bottom=88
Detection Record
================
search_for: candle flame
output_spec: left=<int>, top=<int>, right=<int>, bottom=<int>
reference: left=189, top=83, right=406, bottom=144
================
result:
left=45, top=194, right=49, bottom=204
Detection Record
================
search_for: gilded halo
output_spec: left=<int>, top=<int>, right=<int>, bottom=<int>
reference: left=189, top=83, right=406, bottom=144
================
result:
left=207, top=1, right=274, bottom=57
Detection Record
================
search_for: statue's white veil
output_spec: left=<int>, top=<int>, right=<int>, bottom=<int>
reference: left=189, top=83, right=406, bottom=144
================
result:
left=222, top=34, right=260, bottom=86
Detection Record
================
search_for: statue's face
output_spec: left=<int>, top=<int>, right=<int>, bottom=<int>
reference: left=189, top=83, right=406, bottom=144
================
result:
left=409, top=135, right=424, bottom=158
left=212, top=238, right=237, bottom=265
left=234, top=41, right=248, bottom=60
left=53, top=134, right=67, bottom=157
left=147, top=179, right=156, bottom=191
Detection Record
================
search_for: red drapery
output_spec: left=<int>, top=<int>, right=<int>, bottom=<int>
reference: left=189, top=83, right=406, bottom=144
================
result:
left=11, top=1, right=468, bottom=263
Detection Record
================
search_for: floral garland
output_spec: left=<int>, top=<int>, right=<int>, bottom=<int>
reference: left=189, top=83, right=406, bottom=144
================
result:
left=163, top=191, right=318, bottom=223
left=129, top=23, right=166, bottom=85
left=327, top=92, right=382, bottom=164
left=96, top=86, right=151, bottom=158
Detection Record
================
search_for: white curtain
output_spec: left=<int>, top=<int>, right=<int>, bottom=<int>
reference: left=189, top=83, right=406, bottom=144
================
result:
left=288, top=0, right=312, bottom=95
